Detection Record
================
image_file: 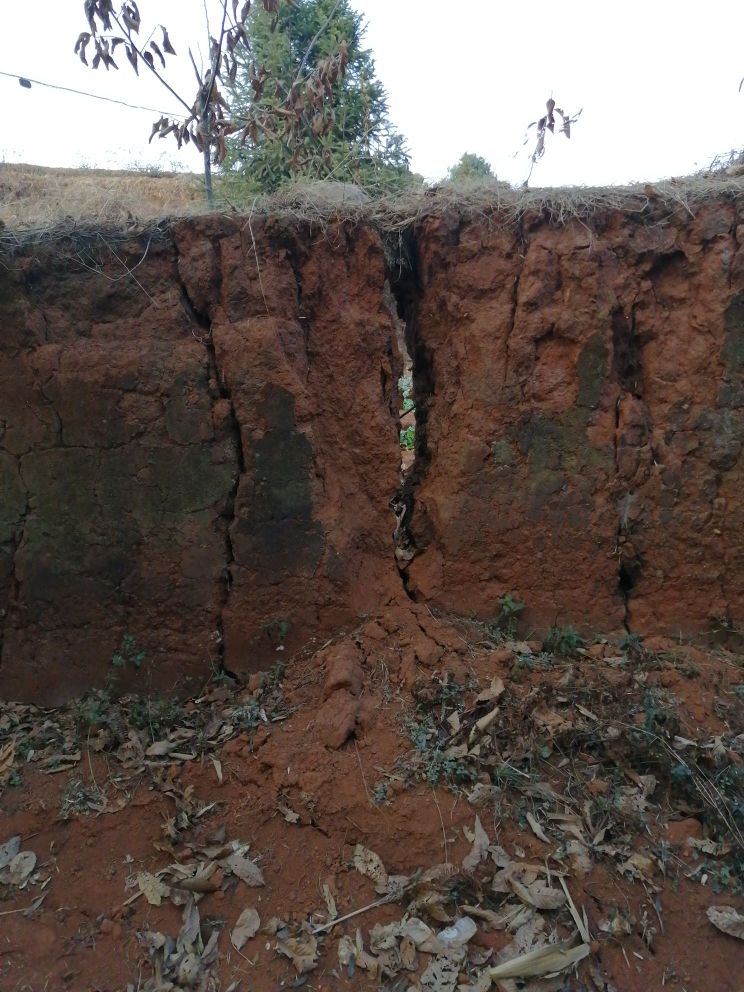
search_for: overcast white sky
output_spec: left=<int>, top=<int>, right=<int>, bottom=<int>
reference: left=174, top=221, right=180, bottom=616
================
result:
left=2, top=1, right=744, bottom=186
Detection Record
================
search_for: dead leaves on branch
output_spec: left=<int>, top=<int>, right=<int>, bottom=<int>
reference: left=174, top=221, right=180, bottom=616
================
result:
left=76, top=1, right=346, bottom=168
left=523, top=97, right=582, bottom=184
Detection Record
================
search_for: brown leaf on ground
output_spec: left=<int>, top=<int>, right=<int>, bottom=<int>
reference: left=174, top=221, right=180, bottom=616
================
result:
left=707, top=905, right=744, bottom=940
left=277, top=927, right=319, bottom=973
left=462, top=815, right=491, bottom=872
left=506, top=866, right=565, bottom=910
left=488, top=941, right=590, bottom=980
left=224, top=852, right=265, bottom=887
left=137, top=871, right=170, bottom=906
left=231, top=907, right=261, bottom=949
left=353, top=843, right=388, bottom=893
left=0, top=835, right=21, bottom=870
left=9, top=851, right=36, bottom=887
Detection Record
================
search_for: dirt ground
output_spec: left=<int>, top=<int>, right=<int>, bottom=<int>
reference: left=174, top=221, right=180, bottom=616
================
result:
left=2, top=603, right=744, bottom=992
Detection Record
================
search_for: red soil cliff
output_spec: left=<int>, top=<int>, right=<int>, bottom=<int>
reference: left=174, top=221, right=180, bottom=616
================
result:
left=2, top=189, right=744, bottom=702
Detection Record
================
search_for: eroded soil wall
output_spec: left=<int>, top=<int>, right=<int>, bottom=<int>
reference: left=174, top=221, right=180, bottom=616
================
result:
left=2, top=196, right=744, bottom=702
left=0, top=218, right=402, bottom=702
left=406, top=202, right=744, bottom=638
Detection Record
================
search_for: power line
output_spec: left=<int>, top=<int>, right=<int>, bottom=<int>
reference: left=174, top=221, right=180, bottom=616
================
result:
left=1, top=69, right=188, bottom=119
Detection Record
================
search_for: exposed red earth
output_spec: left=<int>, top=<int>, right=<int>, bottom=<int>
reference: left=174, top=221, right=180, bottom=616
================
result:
left=2, top=178, right=744, bottom=991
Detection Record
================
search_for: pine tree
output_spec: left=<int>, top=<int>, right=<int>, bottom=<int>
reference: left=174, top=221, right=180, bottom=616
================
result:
left=225, top=0, right=411, bottom=192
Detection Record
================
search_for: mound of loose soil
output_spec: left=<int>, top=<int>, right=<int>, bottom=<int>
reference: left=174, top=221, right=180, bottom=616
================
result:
left=2, top=605, right=744, bottom=991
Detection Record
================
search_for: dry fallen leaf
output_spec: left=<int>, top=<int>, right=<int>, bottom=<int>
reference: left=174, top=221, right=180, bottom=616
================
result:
left=9, top=851, right=36, bottom=887
left=225, top=853, right=265, bottom=887
left=146, top=739, right=177, bottom=757
left=321, top=881, right=337, bottom=919
left=400, top=934, right=417, bottom=970
left=0, top=835, right=21, bottom=870
left=488, top=941, right=590, bottom=980
left=0, top=739, right=15, bottom=775
left=420, top=954, right=462, bottom=992
left=137, top=871, right=170, bottom=906
left=470, top=705, right=500, bottom=742
left=231, top=907, right=261, bottom=949
left=525, top=812, right=550, bottom=844
left=476, top=677, right=505, bottom=704
left=353, top=929, right=380, bottom=977
left=338, top=934, right=355, bottom=970
left=462, top=902, right=528, bottom=932
left=707, top=905, right=744, bottom=941
left=401, top=917, right=445, bottom=954
left=353, top=844, right=388, bottom=894
left=687, top=838, right=731, bottom=857
left=505, top=866, right=565, bottom=911
left=278, top=803, right=300, bottom=824
left=462, top=816, right=491, bottom=872
left=277, top=929, right=319, bottom=973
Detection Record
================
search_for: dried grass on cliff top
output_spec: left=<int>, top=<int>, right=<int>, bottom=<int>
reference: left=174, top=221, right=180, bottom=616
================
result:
left=4, top=162, right=744, bottom=251
left=0, top=162, right=207, bottom=231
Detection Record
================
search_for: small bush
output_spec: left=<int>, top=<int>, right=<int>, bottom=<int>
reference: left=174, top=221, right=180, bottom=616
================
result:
left=487, top=593, right=525, bottom=641
left=400, top=425, right=415, bottom=450
left=542, top=624, right=584, bottom=656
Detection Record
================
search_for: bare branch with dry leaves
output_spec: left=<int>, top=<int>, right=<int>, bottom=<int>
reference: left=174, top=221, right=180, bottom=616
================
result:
left=74, top=1, right=350, bottom=202
left=524, top=97, right=582, bottom=185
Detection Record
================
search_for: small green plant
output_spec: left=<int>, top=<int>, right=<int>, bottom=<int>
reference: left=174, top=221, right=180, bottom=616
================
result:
left=371, top=781, right=390, bottom=806
left=488, top=594, right=525, bottom=640
left=398, top=374, right=414, bottom=414
left=232, top=700, right=263, bottom=731
left=642, top=687, right=676, bottom=735
left=413, top=674, right=469, bottom=720
left=424, top=749, right=478, bottom=792
left=260, top=658, right=286, bottom=690
left=400, top=425, right=415, bottom=450
left=656, top=839, right=672, bottom=876
left=542, top=625, right=584, bottom=656
left=128, top=697, right=184, bottom=736
left=72, top=684, right=114, bottom=729
left=620, top=631, right=644, bottom=656
left=405, top=713, right=436, bottom=752
left=111, top=634, right=146, bottom=671
left=514, top=651, right=553, bottom=673
left=60, top=778, right=105, bottom=819
left=261, top=619, right=290, bottom=645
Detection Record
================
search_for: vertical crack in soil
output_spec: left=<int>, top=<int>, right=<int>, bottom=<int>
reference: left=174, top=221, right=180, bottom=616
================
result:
left=386, top=229, right=429, bottom=600
left=503, top=215, right=526, bottom=388
left=176, top=264, right=244, bottom=679
left=283, top=234, right=312, bottom=382
left=1, top=457, right=30, bottom=671
left=611, top=304, right=642, bottom=633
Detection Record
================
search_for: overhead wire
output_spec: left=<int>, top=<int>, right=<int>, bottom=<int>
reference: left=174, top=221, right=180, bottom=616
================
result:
left=0, top=69, right=188, bottom=119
